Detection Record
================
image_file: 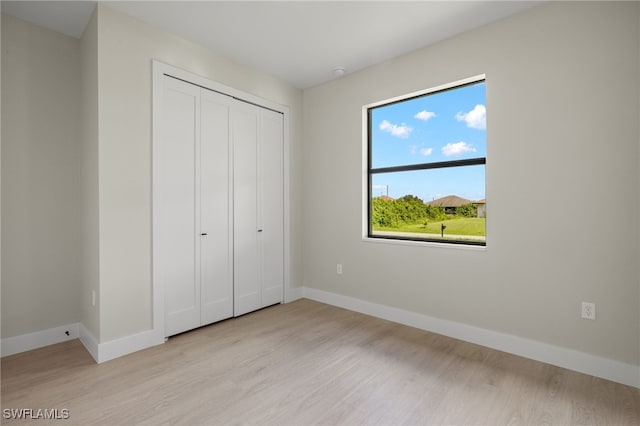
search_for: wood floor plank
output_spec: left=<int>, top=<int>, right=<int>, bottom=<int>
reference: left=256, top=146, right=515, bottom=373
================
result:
left=2, top=299, right=639, bottom=425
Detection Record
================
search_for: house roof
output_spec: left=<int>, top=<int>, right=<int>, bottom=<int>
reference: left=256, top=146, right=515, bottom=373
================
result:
left=376, top=195, right=395, bottom=201
left=474, top=199, right=486, bottom=204
left=425, top=195, right=472, bottom=208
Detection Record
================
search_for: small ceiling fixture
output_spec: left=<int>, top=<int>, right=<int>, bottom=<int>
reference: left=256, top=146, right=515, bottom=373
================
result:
left=333, top=67, right=346, bottom=77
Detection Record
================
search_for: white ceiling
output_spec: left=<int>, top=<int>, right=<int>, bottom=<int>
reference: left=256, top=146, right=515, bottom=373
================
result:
left=1, top=1, right=542, bottom=89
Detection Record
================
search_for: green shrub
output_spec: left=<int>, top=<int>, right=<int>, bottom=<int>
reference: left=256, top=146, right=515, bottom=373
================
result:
left=425, top=204, right=447, bottom=221
left=373, top=194, right=434, bottom=228
left=372, top=197, right=400, bottom=227
left=456, top=203, right=478, bottom=218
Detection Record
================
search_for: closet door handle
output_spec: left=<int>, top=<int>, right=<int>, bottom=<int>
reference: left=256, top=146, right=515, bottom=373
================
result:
left=257, top=229, right=263, bottom=232
left=201, top=233, right=208, bottom=236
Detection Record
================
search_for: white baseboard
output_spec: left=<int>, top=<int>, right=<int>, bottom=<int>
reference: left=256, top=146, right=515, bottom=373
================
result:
left=78, top=323, right=99, bottom=362
left=4, top=322, right=164, bottom=364
left=79, top=323, right=164, bottom=364
left=302, top=287, right=640, bottom=389
left=285, top=285, right=304, bottom=303
left=6, top=291, right=637, bottom=388
left=96, top=328, right=164, bottom=364
left=1, top=323, right=79, bottom=357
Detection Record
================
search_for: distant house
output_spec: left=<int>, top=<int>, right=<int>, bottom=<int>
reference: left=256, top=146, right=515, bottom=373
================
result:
left=473, top=199, right=486, bottom=218
left=377, top=195, right=395, bottom=201
left=425, top=195, right=472, bottom=215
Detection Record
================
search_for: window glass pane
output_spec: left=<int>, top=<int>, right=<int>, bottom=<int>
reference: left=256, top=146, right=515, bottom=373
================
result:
left=370, top=81, right=486, bottom=170
left=371, top=165, right=486, bottom=243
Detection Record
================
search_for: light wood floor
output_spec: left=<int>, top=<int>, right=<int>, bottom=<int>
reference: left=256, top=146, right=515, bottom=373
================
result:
left=2, top=299, right=639, bottom=425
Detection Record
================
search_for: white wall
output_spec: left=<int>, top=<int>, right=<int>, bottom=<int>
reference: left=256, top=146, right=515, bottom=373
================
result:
left=1, top=15, right=82, bottom=337
left=303, top=1, right=640, bottom=366
left=1, top=9, right=3, bottom=348
left=2, top=1, right=637, bottom=377
left=0, top=4, right=304, bottom=348
left=95, top=5, right=303, bottom=342
left=79, top=9, right=100, bottom=341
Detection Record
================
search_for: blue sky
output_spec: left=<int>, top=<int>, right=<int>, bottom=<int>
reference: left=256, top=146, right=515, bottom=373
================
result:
left=370, top=81, right=486, bottom=202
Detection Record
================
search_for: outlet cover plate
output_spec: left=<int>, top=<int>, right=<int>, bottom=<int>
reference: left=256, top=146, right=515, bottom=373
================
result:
left=581, top=302, right=596, bottom=320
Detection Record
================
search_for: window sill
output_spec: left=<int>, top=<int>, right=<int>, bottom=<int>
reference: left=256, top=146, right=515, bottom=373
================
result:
left=362, top=236, right=487, bottom=251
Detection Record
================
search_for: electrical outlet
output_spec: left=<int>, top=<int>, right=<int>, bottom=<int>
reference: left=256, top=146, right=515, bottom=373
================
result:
left=581, top=302, right=596, bottom=320
left=336, top=264, right=343, bottom=275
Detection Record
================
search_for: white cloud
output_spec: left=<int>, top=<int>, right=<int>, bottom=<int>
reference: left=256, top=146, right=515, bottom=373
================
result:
left=409, top=144, right=432, bottom=156
left=414, top=110, right=436, bottom=121
left=455, top=104, right=486, bottom=130
left=379, top=120, right=412, bottom=138
left=442, top=141, right=476, bottom=156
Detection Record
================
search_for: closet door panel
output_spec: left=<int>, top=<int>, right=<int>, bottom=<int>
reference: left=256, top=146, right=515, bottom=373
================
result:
left=160, top=77, right=201, bottom=337
left=157, top=70, right=286, bottom=335
left=200, top=90, right=234, bottom=325
left=260, top=109, right=284, bottom=306
left=233, top=104, right=261, bottom=316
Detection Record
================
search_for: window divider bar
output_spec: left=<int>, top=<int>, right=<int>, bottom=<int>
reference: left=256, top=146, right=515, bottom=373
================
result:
left=370, top=157, right=486, bottom=175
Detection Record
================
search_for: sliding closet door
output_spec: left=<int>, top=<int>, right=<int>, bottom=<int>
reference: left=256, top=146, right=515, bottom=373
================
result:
left=200, top=90, right=234, bottom=324
left=233, top=102, right=261, bottom=316
left=158, top=77, right=201, bottom=336
left=259, top=109, right=284, bottom=306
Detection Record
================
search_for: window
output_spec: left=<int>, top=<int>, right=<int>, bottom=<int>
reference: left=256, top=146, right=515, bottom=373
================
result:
left=366, top=76, right=486, bottom=246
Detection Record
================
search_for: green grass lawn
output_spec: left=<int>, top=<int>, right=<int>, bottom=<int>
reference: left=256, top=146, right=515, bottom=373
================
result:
left=375, top=217, right=486, bottom=236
